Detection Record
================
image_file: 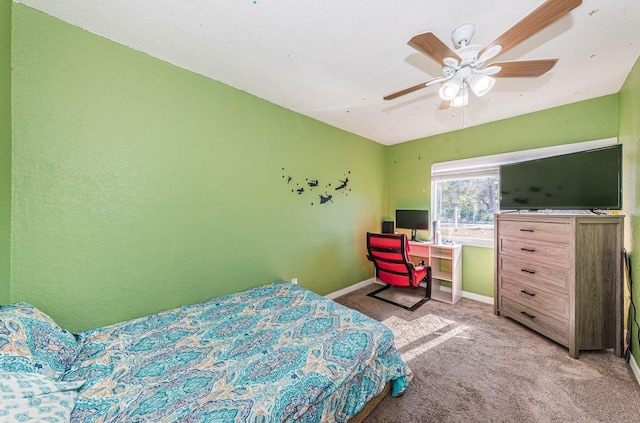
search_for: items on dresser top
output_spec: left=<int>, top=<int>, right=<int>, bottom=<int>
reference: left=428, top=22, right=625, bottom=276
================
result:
left=494, top=214, right=624, bottom=358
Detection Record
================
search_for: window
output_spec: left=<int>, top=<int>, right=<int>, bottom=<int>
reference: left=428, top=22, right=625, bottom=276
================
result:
left=433, top=174, right=499, bottom=246
left=430, top=138, right=616, bottom=247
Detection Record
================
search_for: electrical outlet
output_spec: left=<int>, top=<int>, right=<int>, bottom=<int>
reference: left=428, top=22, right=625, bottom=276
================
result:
left=291, top=278, right=298, bottom=285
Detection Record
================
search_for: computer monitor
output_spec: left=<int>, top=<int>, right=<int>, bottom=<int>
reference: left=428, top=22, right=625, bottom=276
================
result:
left=395, top=209, right=429, bottom=241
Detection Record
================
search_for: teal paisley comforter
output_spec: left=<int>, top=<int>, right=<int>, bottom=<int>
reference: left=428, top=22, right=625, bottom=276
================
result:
left=64, top=282, right=412, bottom=422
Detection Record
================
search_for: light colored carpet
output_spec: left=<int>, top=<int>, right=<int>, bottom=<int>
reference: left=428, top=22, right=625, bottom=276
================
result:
left=335, top=284, right=640, bottom=423
left=370, top=284, right=430, bottom=309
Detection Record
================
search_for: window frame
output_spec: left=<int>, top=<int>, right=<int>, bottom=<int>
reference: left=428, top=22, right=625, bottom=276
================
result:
left=430, top=138, right=617, bottom=248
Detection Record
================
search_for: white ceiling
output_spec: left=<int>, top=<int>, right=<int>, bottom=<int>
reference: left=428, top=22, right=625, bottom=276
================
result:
left=15, top=0, right=640, bottom=145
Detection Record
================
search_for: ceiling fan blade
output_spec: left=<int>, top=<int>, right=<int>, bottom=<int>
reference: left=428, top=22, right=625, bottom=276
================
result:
left=383, top=76, right=449, bottom=101
left=478, top=0, right=582, bottom=61
left=408, top=32, right=462, bottom=64
left=477, top=65, right=502, bottom=76
left=384, top=82, right=429, bottom=101
left=438, top=100, right=451, bottom=110
left=426, top=75, right=453, bottom=87
left=489, top=59, right=558, bottom=77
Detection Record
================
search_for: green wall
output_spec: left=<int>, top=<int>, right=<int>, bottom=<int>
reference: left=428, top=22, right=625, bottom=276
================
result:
left=387, top=95, right=619, bottom=297
left=4, top=3, right=638, bottom=343
left=0, top=0, right=11, bottom=304
left=619, top=54, right=640, bottom=365
left=9, top=5, right=386, bottom=331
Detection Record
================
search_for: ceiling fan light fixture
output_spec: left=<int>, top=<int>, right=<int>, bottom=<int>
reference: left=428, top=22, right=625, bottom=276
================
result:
left=439, top=77, right=462, bottom=101
left=450, top=85, right=469, bottom=108
left=468, top=74, right=496, bottom=97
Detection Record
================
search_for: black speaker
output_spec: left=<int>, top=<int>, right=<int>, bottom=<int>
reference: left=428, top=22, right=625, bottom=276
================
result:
left=382, top=221, right=394, bottom=234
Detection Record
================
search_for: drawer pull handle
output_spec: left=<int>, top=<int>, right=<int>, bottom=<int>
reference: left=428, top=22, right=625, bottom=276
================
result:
left=520, top=229, right=535, bottom=232
left=521, top=268, right=536, bottom=274
left=521, top=311, right=536, bottom=319
left=520, top=247, right=536, bottom=252
left=520, top=289, right=536, bottom=297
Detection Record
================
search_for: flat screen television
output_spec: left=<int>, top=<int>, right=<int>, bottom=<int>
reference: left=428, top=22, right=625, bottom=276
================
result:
left=499, top=144, right=622, bottom=211
left=396, top=209, right=429, bottom=241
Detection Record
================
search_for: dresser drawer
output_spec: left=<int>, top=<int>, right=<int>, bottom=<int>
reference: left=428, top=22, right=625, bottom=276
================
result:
left=498, top=255, right=569, bottom=292
left=498, top=219, right=571, bottom=244
left=500, top=297, right=569, bottom=346
left=499, top=275, right=569, bottom=319
left=498, top=237, right=571, bottom=268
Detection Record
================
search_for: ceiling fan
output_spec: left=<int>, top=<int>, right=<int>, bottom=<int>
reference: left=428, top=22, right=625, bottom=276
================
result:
left=384, top=0, right=582, bottom=109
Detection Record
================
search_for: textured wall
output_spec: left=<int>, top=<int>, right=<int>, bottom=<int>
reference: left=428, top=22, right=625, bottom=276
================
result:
left=619, top=55, right=640, bottom=365
left=386, top=95, right=619, bottom=297
left=7, top=3, right=635, bottom=336
left=0, top=0, right=11, bottom=304
left=10, top=5, right=386, bottom=331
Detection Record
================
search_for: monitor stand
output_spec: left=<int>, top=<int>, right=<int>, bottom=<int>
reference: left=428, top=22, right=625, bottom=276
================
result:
left=411, top=229, right=417, bottom=241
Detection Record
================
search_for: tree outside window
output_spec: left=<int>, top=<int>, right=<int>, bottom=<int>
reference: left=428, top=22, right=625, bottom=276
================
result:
left=434, top=175, right=499, bottom=242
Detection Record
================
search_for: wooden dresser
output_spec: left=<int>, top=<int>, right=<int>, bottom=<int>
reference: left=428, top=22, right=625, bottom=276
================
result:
left=494, top=214, right=624, bottom=358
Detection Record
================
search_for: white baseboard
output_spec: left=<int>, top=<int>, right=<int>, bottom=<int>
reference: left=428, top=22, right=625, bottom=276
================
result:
left=629, top=351, right=640, bottom=387
left=325, top=278, right=494, bottom=305
left=434, top=285, right=495, bottom=305
left=324, top=278, right=378, bottom=299
left=462, top=290, right=494, bottom=305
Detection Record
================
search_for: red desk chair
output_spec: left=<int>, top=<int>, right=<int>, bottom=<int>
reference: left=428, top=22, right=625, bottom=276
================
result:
left=366, top=232, right=432, bottom=311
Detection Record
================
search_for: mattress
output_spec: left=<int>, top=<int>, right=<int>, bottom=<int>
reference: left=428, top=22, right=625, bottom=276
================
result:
left=63, top=282, right=412, bottom=422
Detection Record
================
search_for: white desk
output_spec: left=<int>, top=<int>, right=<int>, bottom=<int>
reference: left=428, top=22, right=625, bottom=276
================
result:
left=408, top=241, right=463, bottom=304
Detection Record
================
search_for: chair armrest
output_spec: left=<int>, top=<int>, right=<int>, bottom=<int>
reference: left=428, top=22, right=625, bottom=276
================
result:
left=414, top=266, right=425, bottom=271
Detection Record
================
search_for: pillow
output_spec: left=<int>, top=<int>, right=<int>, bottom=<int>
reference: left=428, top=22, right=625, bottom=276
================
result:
left=0, top=303, right=78, bottom=379
left=0, top=371, right=84, bottom=422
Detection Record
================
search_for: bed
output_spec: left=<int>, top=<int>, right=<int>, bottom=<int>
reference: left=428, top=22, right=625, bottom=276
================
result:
left=0, top=282, right=412, bottom=422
